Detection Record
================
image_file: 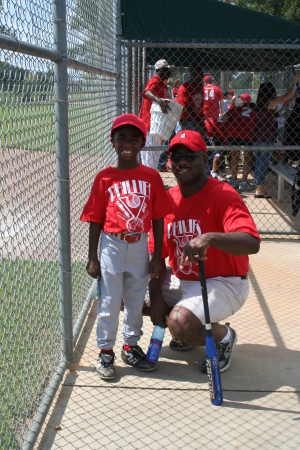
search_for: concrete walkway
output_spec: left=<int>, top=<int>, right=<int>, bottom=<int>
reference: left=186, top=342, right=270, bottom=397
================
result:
left=37, top=241, right=300, bottom=449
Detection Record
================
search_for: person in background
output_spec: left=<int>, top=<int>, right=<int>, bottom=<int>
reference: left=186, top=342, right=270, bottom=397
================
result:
left=172, top=79, right=182, bottom=99
left=253, top=74, right=298, bottom=198
left=167, top=78, right=174, bottom=99
left=223, top=93, right=256, bottom=190
left=283, top=96, right=300, bottom=164
left=176, top=65, right=205, bottom=135
left=203, top=75, right=225, bottom=179
left=139, top=59, right=171, bottom=169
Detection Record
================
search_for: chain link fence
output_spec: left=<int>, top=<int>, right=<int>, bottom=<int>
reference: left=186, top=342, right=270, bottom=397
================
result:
left=0, top=0, right=118, bottom=448
left=1, top=1, right=300, bottom=449
left=122, top=41, right=300, bottom=238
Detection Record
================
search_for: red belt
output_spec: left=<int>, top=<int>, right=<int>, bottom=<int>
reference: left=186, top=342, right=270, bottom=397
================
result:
left=108, top=232, right=147, bottom=243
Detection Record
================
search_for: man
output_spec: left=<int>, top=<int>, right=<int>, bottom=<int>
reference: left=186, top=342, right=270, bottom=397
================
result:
left=139, top=59, right=171, bottom=169
left=148, top=130, right=260, bottom=373
left=176, top=66, right=205, bottom=135
left=203, top=75, right=226, bottom=179
left=223, top=93, right=256, bottom=190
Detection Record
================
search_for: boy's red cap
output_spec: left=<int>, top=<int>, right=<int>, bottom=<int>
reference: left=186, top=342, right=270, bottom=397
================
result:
left=110, top=114, right=147, bottom=141
left=239, top=93, right=251, bottom=103
left=228, top=89, right=234, bottom=95
left=168, top=130, right=207, bottom=154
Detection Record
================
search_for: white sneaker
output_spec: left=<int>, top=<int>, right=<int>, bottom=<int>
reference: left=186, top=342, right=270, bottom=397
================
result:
left=97, top=352, right=115, bottom=379
left=211, top=171, right=225, bottom=181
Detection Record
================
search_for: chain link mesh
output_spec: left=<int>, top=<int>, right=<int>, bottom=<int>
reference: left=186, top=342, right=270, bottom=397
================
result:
left=123, top=41, right=300, bottom=238
left=1, top=1, right=300, bottom=448
left=1, top=0, right=117, bottom=447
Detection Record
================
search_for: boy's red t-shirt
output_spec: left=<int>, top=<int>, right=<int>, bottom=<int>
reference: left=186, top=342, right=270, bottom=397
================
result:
left=177, top=82, right=204, bottom=120
left=225, top=105, right=256, bottom=140
left=80, top=165, right=172, bottom=234
left=203, top=83, right=223, bottom=121
left=148, top=178, right=260, bottom=280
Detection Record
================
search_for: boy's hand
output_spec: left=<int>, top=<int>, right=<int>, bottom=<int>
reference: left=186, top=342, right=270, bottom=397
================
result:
left=86, top=257, right=101, bottom=279
left=148, top=254, right=162, bottom=279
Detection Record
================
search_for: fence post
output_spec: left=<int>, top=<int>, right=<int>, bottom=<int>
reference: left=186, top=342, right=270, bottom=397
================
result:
left=52, top=0, right=73, bottom=364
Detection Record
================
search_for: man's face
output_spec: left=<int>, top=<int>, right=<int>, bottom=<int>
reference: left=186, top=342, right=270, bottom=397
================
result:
left=159, top=67, right=171, bottom=81
left=170, top=144, right=208, bottom=185
left=190, top=69, right=203, bottom=85
left=241, top=99, right=248, bottom=106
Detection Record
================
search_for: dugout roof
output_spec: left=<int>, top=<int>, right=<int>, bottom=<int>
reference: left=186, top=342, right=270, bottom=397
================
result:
left=121, top=0, right=300, bottom=71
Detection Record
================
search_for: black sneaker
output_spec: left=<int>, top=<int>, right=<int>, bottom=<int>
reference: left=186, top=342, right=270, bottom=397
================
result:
left=121, top=345, right=156, bottom=372
left=201, top=325, right=237, bottom=374
left=97, top=352, right=115, bottom=380
left=169, top=338, right=193, bottom=351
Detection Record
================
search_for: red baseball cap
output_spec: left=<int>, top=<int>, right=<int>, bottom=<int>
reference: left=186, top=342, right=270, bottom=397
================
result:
left=228, top=89, right=234, bottom=96
left=239, top=93, right=251, bottom=103
left=168, top=130, right=207, bottom=154
left=203, top=75, right=213, bottom=84
left=110, top=114, right=147, bottom=141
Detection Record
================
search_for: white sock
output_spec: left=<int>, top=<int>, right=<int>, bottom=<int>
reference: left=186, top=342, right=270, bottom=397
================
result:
left=219, top=326, right=231, bottom=343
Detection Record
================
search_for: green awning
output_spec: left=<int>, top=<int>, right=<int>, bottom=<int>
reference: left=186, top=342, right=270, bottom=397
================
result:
left=121, top=0, right=300, bottom=71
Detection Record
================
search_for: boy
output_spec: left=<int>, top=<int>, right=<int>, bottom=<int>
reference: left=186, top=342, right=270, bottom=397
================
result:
left=80, top=114, right=171, bottom=380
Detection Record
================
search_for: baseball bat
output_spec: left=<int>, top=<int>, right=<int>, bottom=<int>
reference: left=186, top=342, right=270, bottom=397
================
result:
left=198, top=260, right=223, bottom=405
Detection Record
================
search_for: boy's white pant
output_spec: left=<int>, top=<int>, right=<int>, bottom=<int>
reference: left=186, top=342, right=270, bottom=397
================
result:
left=97, top=232, right=149, bottom=350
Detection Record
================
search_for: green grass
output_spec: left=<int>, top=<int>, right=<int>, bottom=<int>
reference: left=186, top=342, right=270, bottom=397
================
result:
left=0, top=258, right=86, bottom=449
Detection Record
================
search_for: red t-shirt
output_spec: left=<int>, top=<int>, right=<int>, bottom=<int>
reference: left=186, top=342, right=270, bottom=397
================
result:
left=225, top=105, right=256, bottom=141
left=148, top=178, right=260, bottom=280
left=177, top=82, right=204, bottom=120
left=139, top=74, right=169, bottom=132
left=172, top=87, right=178, bottom=98
left=203, top=84, right=223, bottom=121
left=80, top=165, right=172, bottom=233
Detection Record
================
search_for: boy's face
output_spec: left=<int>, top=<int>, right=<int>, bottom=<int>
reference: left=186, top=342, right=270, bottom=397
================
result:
left=111, top=125, right=144, bottom=167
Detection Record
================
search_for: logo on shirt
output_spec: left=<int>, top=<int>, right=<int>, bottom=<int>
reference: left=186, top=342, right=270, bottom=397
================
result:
left=108, top=180, right=151, bottom=232
left=168, top=219, right=201, bottom=277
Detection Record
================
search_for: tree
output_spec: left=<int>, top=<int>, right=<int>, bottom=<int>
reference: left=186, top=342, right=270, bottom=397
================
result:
left=234, top=0, right=300, bottom=22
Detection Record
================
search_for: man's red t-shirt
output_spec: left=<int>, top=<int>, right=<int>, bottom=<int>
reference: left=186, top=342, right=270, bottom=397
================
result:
left=148, top=178, right=260, bottom=280
left=225, top=105, right=256, bottom=141
left=139, top=74, right=169, bottom=132
left=203, top=83, right=223, bottom=121
left=80, top=165, right=172, bottom=233
left=177, top=82, right=204, bottom=120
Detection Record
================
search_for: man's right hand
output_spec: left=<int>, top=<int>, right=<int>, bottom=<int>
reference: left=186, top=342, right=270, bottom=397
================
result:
left=149, top=286, right=169, bottom=328
left=86, top=257, right=101, bottom=279
left=158, top=99, right=171, bottom=114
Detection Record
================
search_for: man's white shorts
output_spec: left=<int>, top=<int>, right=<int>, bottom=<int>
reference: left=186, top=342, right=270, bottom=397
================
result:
left=151, top=266, right=249, bottom=324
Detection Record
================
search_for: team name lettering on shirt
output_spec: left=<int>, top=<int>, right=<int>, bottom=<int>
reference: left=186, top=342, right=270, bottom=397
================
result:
left=107, top=180, right=151, bottom=202
left=167, top=219, right=201, bottom=239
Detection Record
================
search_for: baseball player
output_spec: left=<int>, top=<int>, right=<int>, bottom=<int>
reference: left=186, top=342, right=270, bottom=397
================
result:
left=81, top=114, right=172, bottom=380
left=223, top=93, right=256, bottom=190
left=203, top=75, right=226, bottom=179
left=139, top=59, right=171, bottom=169
left=147, top=130, right=260, bottom=373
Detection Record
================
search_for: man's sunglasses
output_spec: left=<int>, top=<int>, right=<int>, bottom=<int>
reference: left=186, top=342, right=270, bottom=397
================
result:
left=169, top=152, right=200, bottom=163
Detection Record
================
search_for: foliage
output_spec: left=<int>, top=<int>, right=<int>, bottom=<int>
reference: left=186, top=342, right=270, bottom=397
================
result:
left=234, top=0, right=300, bottom=22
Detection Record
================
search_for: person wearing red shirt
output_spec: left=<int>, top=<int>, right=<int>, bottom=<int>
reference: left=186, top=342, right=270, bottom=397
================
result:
left=148, top=130, right=260, bottom=373
left=81, top=114, right=172, bottom=380
left=172, top=79, right=182, bottom=98
left=176, top=66, right=205, bottom=135
left=203, top=75, right=226, bottom=179
left=223, top=93, right=256, bottom=190
left=139, top=59, right=171, bottom=169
